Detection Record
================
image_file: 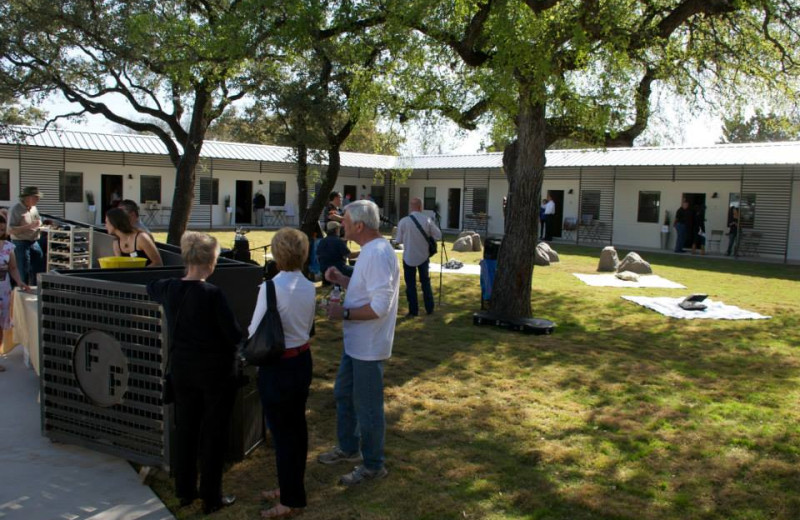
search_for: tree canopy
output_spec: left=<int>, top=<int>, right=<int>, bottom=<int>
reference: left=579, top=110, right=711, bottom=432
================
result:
left=721, top=110, right=800, bottom=143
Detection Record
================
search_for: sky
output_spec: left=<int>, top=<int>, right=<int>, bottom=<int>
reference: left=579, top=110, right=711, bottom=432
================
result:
left=39, top=93, right=724, bottom=156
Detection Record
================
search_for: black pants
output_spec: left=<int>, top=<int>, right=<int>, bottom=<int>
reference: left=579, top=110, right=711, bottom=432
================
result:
left=258, top=349, right=312, bottom=508
left=172, top=375, right=237, bottom=507
left=544, top=214, right=554, bottom=241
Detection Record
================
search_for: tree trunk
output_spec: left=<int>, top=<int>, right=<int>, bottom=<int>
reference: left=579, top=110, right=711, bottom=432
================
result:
left=489, top=86, right=546, bottom=319
left=296, top=143, right=309, bottom=231
left=300, top=146, right=342, bottom=239
left=166, top=146, right=201, bottom=245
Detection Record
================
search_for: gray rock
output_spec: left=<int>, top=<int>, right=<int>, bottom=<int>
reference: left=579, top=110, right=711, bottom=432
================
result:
left=597, top=246, right=619, bottom=272
left=452, top=236, right=473, bottom=252
left=536, top=241, right=559, bottom=263
left=458, top=230, right=476, bottom=239
left=617, top=252, right=652, bottom=274
left=615, top=270, right=640, bottom=282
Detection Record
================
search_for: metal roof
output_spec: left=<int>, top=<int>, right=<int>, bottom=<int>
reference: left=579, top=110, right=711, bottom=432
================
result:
left=3, top=126, right=799, bottom=170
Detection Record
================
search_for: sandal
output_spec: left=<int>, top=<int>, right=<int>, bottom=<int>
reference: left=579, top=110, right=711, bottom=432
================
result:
left=261, top=504, right=300, bottom=518
left=261, top=488, right=281, bottom=501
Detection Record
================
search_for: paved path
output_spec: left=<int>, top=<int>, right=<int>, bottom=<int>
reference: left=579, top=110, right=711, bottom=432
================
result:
left=0, top=347, right=173, bottom=520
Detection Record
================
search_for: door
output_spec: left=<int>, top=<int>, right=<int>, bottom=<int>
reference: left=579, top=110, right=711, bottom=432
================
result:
left=236, top=180, right=253, bottom=225
left=447, top=188, right=461, bottom=229
left=549, top=190, right=564, bottom=238
left=101, top=174, right=124, bottom=219
left=343, top=184, right=357, bottom=206
left=398, top=187, right=410, bottom=220
left=681, top=192, right=707, bottom=248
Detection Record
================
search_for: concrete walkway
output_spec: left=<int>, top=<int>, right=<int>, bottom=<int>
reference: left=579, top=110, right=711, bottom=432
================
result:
left=0, top=347, right=173, bottom=520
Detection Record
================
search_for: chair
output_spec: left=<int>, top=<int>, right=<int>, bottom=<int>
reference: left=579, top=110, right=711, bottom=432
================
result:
left=707, top=229, right=724, bottom=253
left=562, top=217, right=578, bottom=240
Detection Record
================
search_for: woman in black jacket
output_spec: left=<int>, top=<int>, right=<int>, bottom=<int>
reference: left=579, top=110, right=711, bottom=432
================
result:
left=147, top=231, right=242, bottom=514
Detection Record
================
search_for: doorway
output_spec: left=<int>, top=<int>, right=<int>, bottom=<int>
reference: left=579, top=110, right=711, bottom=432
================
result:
left=549, top=190, right=564, bottom=238
left=236, top=180, right=253, bottom=225
left=681, top=192, right=707, bottom=249
left=101, top=174, right=123, bottom=219
left=447, top=188, right=461, bottom=229
left=398, top=187, right=410, bottom=220
left=343, top=184, right=357, bottom=206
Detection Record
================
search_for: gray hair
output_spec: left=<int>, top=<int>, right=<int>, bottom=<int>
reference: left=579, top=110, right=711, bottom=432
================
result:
left=346, top=200, right=380, bottom=230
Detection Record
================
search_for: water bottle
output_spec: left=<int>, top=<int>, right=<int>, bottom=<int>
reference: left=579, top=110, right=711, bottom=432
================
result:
left=329, top=285, right=342, bottom=306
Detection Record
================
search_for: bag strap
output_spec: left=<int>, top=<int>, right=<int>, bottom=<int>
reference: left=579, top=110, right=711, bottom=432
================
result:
left=266, top=279, right=278, bottom=313
left=409, top=214, right=431, bottom=241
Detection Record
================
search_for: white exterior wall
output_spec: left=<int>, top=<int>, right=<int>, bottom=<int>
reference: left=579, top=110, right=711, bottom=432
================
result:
left=394, top=177, right=464, bottom=230
left=613, top=180, right=741, bottom=250
left=487, top=178, right=507, bottom=235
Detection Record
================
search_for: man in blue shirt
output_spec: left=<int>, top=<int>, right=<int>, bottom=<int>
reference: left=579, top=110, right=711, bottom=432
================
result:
left=316, top=221, right=355, bottom=278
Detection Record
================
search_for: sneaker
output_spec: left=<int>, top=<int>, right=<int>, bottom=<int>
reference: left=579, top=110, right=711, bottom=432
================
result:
left=317, top=447, right=362, bottom=465
left=339, top=465, right=388, bottom=486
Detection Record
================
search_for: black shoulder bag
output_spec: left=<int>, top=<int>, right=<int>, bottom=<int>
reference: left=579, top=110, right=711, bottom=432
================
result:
left=241, top=280, right=286, bottom=366
left=410, top=214, right=437, bottom=258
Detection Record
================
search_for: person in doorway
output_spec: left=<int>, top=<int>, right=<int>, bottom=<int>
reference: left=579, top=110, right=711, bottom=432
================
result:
left=318, top=200, right=399, bottom=486
left=119, top=199, right=151, bottom=235
left=8, top=187, right=45, bottom=286
left=109, top=188, right=122, bottom=208
left=106, top=208, right=163, bottom=266
left=673, top=200, right=690, bottom=253
left=253, top=190, right=267, bottom=227
left=691, top=203, right=706, bottom=255
left=543, top=193, right=556, bottom=242
left=0, top=214, right=32, bottom=372
left=539, top=199, right=547, bottom=239
left=727, top=206, right=740, bottom=256
left=147, top=232, right=241, bottom=514
left=343, top=193, right=352, bottom=207
left=395, top=197, right=441, bottom=317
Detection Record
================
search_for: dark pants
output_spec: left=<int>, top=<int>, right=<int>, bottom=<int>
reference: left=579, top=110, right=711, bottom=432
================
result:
left=258, top=350, right=312, bottom=508
left=674, top=223, right=687, bottom=252
left=540, top=217, right=546, bottom=238
left=727, top=229, right=738, bottom=256
left=544, top=214, right=554, bottom=241
left=172, top=375, right=237, bottom=508
left=403, top=260, right=434, bottom=315
left=12, top=239, right=44, bottom=286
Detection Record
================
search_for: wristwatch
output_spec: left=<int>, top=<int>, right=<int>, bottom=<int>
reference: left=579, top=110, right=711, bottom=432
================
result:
left=343, top=309, right=351, bottom=320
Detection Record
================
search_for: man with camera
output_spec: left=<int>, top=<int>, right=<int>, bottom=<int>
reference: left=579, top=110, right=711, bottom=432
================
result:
left=395, top=197, right=441, bottom=318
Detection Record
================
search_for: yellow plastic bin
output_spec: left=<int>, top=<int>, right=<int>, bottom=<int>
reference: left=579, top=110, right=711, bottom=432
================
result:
left=97, top=256, right=148, bottom=269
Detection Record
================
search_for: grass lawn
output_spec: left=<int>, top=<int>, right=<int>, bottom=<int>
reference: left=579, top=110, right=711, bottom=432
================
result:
left=150, top=231, right=800, bottom=520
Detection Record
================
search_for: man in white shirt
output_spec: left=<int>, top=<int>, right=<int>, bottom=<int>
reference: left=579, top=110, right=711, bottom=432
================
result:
left=319, top=200, right=400, bottom=486
left=544, top=192, right=556, bottom=242
left=395, top=197, right=441, bottom=317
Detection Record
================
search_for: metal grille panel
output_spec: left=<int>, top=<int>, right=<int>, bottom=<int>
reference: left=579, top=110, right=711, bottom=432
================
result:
left=19, top=146, right=64, bottom=217
left=578, top=168, right=615, bottom=243
left=464, top=171, right=489, bottom=234
left=65, top=150, right=124, bottom=166
left=39, top=274, right=169, bottom=467
left=741, top=167, right=792, bottom=257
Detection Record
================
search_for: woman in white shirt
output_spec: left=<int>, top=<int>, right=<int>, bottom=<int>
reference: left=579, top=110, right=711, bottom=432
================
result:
left=248, top=227, right=316, bottom=519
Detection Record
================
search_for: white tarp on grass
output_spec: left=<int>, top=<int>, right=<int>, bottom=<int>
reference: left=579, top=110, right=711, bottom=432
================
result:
left=622, top=296, right=771, bottom=320
left=573, top=273, right=686, bottom=288
left=429, top=262, right=482, bottom=276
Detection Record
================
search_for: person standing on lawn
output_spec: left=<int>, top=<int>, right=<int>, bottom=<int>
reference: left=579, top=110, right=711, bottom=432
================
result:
left=318, top=200, right=400, bottom=486
left=395, top=197, right=441, bottom=317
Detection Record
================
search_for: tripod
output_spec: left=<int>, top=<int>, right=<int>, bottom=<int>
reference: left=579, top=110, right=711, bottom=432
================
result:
left=248, top=244, right=275, bottom=280
left=436, top=212, right=448, bottom=307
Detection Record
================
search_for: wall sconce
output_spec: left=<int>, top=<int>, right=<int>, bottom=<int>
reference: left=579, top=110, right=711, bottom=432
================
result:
left=568, top=189, right=574, bottom=194
left=127, top=174, right=133, bottom=180
left=712, top=192, right=718, bottom=199
left=258, top=179, right=263, bottom=185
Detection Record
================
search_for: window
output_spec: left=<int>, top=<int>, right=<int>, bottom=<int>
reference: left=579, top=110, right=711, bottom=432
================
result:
left=580, top=190, right=601, bottom=222
left=0, top=169, right=9, bottom=200
left=472, top=188, right=487, bottom=214
left=424, top=187, right=436, bottom=211
left=370, top=186, right=385, bottom=208
left=140, top=176, right=161, bottom=204
left=59, top=171, right=83, bottom=202
left=729, top=193, right=756, bottom=229
left=269, top=181, right=286, bottom=206
left=199, top=177, right=219, bottom=205
left=637, top=191, right=660, bottom=223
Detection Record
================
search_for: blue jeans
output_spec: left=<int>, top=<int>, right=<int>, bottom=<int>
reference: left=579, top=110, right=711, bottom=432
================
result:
left=674, top=223, right=687, bottom=252
left=403, top=260, right=434, bottom=315
left=334, top=353, right=385, bottom=471
left=13, top=240, right=44, bottom=286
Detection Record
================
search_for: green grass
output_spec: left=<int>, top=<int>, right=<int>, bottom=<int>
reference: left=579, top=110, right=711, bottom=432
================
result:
left=149, top=232, right=800, bottom=520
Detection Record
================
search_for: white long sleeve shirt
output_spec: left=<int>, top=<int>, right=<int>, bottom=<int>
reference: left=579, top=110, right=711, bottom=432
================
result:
left=247, top=270, right=316, bottom=349
left=343, top=237, right=400, bottom=361
left=396, top=211, right=442, bottom=267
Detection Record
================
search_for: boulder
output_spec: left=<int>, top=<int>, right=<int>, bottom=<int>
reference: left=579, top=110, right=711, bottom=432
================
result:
left=452, top=235, right=473, bottom=252
left=458, top=230, right=476, bottom=239
left=617, top=252, right=652, bottom=274
left=615, top=270, right=640, bottom=282
left=536, top=241, right=560, bottom=263
left=597, top=246, right=619, bottom=272
left=470, top=233, right=483, bottom=251
left=534, top=245, right=551, bottom=266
